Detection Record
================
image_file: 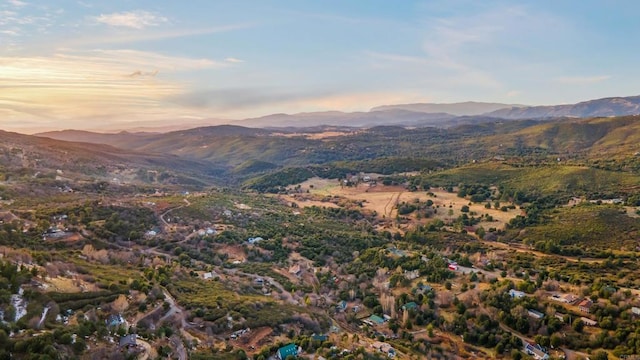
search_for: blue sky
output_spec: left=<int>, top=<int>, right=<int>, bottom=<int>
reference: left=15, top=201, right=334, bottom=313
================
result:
left=1, top=0, right=639, bottom=132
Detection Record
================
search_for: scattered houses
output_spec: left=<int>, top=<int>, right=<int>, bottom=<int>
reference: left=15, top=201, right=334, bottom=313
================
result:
left=580, top=317, right=597, bottom=327
left=632, top=306, right=640, bottom=316
left=509, top=289, right=526, bottom=299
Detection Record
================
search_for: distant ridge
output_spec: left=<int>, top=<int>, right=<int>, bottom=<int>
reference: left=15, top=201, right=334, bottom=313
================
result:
left=485, top=95, right=640, bottom=119
left=33, top=95, right=640, bottom=134
left=371, top=101, right=523, bottom=116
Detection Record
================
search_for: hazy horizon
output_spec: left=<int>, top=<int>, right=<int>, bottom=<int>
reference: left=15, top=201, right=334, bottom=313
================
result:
left=2, top=0, right=640, bottom=133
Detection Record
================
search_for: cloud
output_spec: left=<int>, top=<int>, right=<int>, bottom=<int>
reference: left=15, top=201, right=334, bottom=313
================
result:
left=0, top=29, right=19, bottom=36
left=555, top=75, right=611, bottom=84
left=63, top=23, right=252, bottom=47
left=225, top=57, right=244, bottom=63
left=0, top=49, right=225, bottom=128
left=94, top=10, right=168, bottom=29
left=7, top=0, right=27, bottom=8
left=128, top=70, right=158, bottom=78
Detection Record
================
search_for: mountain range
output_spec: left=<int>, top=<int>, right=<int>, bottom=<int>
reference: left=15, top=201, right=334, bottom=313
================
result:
left=229, top=95, right=640, bottom=129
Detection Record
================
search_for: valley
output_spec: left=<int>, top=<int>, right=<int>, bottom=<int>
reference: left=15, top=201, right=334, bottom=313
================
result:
left=0, top=114, right=640, bottom=360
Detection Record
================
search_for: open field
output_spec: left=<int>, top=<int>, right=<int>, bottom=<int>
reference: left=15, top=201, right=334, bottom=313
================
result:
left=287, top=177, right=521, bottom=230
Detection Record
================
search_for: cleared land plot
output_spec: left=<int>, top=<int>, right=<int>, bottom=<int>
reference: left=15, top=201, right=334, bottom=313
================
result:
left=289, top=177, right=521, bottom=230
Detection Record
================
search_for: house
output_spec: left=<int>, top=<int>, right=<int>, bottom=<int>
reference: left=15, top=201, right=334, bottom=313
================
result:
left=632, top=306, right=640, bottom=316
left=364, top=314, right=385, bottom=326
left=107, top=314, right=127, bottom=328
left=402, top=302, right=418, bottom=311
left=578, top=299, right=593, bottom=313
left=289, top=264, right=302, bottom=276
left=527, top=309, right=545, bottom=319
left=336, top=300, right=347, bottom=312
left=203, top=271, right=219, bottom=280
left=509, top=289, right=526, bottom=299
left=524, top=342, right=549, bottom=360
left=276, top=343, right=299, bottom=360
left=404, top=270, right=419, bottom=280
left=247, top=237, right=264, bottom=245
left=311, top=334, right=328, bottom=342
left=119, top=334, right=137, bottom=348
left=580, top=317, right=597, bottom=326
left=414, top=283, right=433, bottom=294
left=372, top=342, right=396, bottom=358
left=554, top=313, right=565, bottom=322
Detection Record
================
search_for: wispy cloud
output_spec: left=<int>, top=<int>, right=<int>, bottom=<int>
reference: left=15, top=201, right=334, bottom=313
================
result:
left=63, top=23, right=252, bottom=47
left=94, top=10, right=168, bottom=29
left=0, top=49, right=224, bottom=127
left=225, top=57, right=244, bottom=63
left=7, top=0, right=27, bottom=8
left=555, top=75, right=611, bottom=84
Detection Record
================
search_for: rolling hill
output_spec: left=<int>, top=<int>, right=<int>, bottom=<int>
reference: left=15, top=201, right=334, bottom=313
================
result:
left=0, top=130, right=222, bottom=187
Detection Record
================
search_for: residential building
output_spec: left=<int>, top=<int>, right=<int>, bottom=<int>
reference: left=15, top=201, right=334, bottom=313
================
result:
left=364, top=314, right=385, bottom=326
left=632, top=306, right=640, bottom=316
left=119, top=334, right=137, bottom=348
left=580, top=317, right=597, bottom=326
left=578, top=299, right=593, bottom=313
left=277, top=344, right=299, bottom=360
left=402, top=302, right=418, bottom=311
left=524, top=343, right=549, bottom=360
left=527, top=309, right=545, bottom=319
left=509, top=289, right=526, bottom=298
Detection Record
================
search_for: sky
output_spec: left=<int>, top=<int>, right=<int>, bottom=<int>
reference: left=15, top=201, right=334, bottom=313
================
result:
left=1, top=0, right=640, bottom=133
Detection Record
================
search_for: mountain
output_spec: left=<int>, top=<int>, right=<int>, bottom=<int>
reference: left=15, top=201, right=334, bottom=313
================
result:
left=485, top=95, right=640, bottom=119
left=371, top=101, right=522, bottom=116
left=232, top=109, right=456, bottom=128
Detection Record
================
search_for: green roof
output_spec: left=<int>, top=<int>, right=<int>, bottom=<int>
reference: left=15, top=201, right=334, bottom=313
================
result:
left=368, top=314, right=385, bottom=324
left=402, top=302, right=418, bottom=310
left=278, top=343, right=298, bottom=359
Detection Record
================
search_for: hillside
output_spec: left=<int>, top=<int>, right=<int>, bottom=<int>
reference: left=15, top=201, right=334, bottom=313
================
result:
left=0, top=130, right=221, bottom=188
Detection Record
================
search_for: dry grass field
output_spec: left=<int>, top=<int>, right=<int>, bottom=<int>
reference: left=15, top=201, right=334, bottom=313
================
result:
left=284, top=177, right=521, bottom=231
